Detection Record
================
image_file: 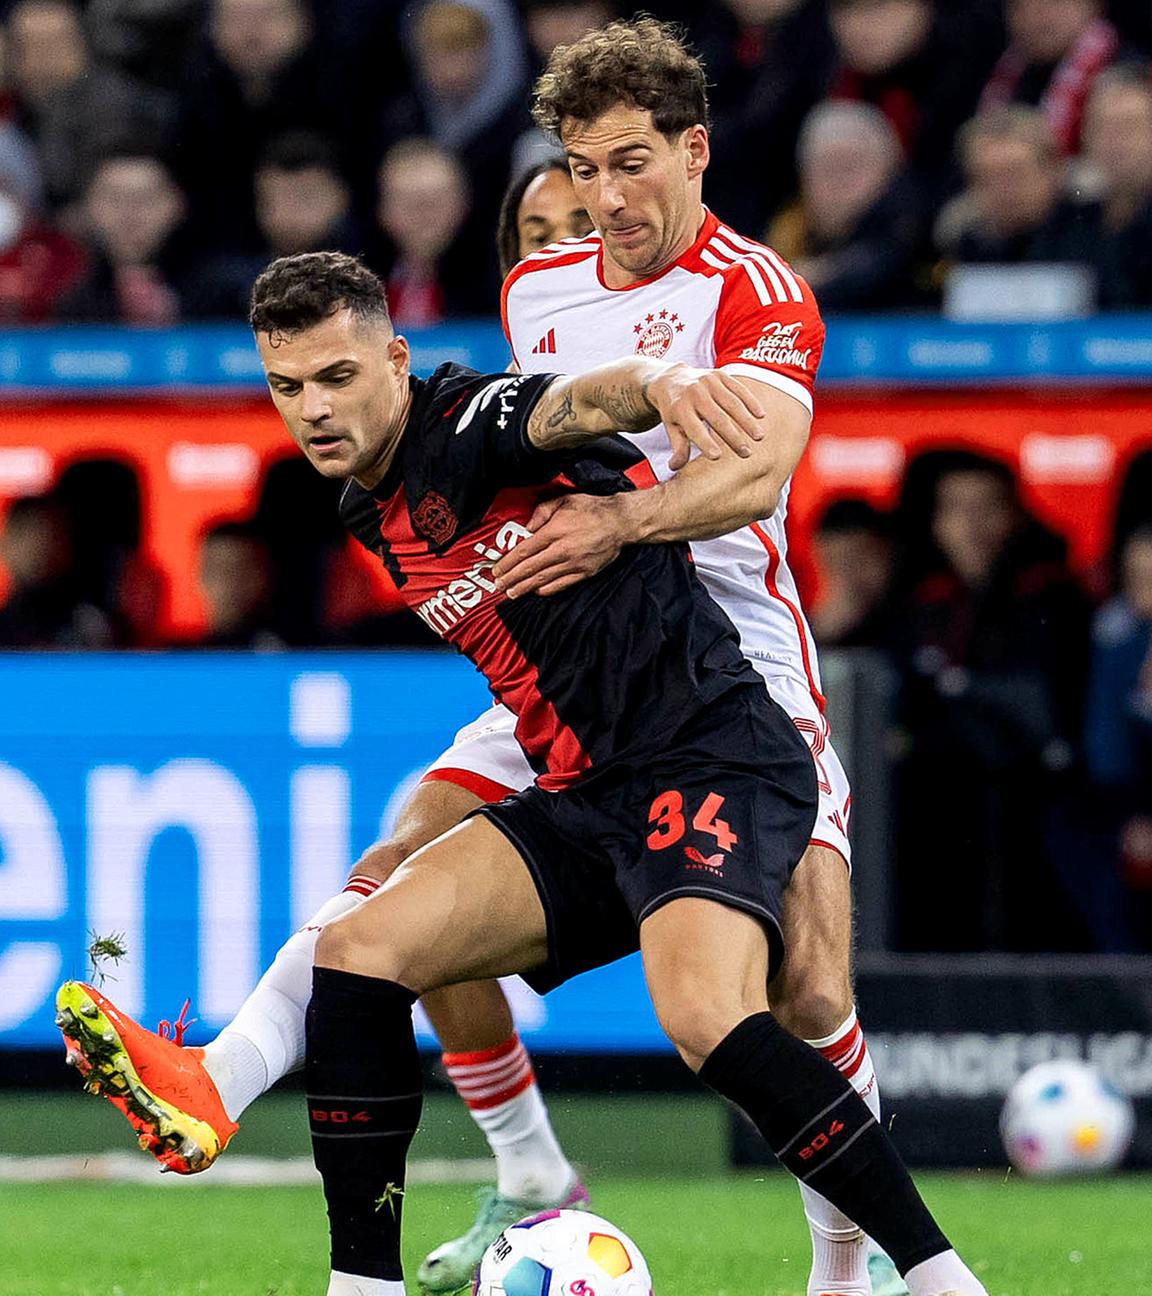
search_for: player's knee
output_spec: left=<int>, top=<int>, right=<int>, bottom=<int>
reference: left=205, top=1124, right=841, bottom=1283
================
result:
left=313, top=907, right=418, bottom=988
left=344, top=837, right=410, bottom=887
left=651, top=985, right=755, bottom=1072
left=771, top=979, right=853, bottom=1043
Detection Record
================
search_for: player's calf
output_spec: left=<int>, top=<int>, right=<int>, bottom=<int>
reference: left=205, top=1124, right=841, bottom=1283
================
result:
left=699, top=1013, right=986, bottom=1294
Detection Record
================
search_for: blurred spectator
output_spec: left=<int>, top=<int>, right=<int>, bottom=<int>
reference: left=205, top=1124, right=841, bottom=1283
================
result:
left=0, top=121, right=86, bottom=319
left=86, top=0, right=206, bottom=89
left=53, top=458, right=167, bottom=645
left=174, top=0, right=338, bottom=252
left=188, top=132, right=361, bottom=317
left=252, top=456, right=343, bottom=646
left=495, top=156, right=592, bottom=277
left=810, top=497, right=897, bottom=649
left=195, top=520, right=286, bottom=648
left=521, top=0, right=614, bottom=68
left=385, top=0, right=531, bottom=286
left=0, top=494, right=115, bottom=647
left=692, top=0, right=834, bottom=232
left=979, top=0, right=1119, bottom=154
left=1112, top=448, right=1152, bottom=572
left=1075, top=63, right=1152, bottom=307
left=374, top=137, right=489, bottom=326
left=1085, top=524, right=1152, bottom=792
left=1083, top=524, right=1152, bottom=945
left=826, top=0, right=1002, bottom=196
left=893, top=451, right=1091, bottom=951
left=769, top=100, right=927, bottom=309
left=59, top=152, right=189, bottom=323
left=7, top=0, right=172, bottom=210
left=940, top=107, right=1092, bottom=264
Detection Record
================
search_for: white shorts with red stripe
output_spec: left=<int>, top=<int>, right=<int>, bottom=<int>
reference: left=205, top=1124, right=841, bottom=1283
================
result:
left=421, top=660, right=852, bottom=867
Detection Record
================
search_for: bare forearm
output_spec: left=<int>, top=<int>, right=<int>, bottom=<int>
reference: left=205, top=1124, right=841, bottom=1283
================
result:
left=529, top=360, right=662, bottom=448
left=616, top=446, right=785, bottom=543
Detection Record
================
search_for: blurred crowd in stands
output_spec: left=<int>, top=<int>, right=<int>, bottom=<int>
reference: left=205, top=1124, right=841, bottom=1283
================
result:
left=2, top=0, right=1152, bottom=320
left=1, top=0, right=1152, bottom=952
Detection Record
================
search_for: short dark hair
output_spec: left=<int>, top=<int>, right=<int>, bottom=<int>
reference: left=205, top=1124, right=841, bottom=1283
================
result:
left=532, top=16, right=709, bottom=141
left=249, top=251, right=391, bottom=336
left=496, top=157, right=569, bottom=277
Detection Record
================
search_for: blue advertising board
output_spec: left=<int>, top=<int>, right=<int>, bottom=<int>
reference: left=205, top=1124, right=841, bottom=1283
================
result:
left=0, top=653, right=666, bottom=1053
left=4, top=314, right=1152, bottom=394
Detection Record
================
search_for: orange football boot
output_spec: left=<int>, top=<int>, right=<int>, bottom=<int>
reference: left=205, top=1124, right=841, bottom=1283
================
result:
left=55, top=980, right=238, bottom=1174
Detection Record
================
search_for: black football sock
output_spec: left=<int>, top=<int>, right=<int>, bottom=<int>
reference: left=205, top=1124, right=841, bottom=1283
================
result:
left=305, top=968, right=423, bottom=1282
left=699, top=1011, right=950, bottom=1276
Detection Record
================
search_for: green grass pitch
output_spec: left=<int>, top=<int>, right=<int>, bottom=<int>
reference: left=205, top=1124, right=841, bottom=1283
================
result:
left=2, top=1173, right=1147, bottom=1295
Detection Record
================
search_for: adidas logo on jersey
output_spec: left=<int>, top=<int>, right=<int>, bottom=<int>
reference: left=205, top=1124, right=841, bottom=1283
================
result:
left=531, top=328, right=557, bottom=355
left=739, top=320, right=812, bottom=370
left=415, top=521, right=532, bottom=637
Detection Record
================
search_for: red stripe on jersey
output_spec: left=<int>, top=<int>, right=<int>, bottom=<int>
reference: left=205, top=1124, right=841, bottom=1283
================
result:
left=419, top=767, right=515, bottom=803
left=625, top=459, right=658, bottom=489
left=748, top=521, right=826, bottom=714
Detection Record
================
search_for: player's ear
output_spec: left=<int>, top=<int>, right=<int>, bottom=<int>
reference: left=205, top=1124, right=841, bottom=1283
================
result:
left=684, top=125, right=709, bottom=180
left=386, top=333, right=410, bottom=377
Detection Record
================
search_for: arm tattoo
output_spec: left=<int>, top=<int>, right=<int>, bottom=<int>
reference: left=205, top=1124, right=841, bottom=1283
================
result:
left=545, top=387, right=576, bottom=431
left=589, top=377, right=656, bottom=431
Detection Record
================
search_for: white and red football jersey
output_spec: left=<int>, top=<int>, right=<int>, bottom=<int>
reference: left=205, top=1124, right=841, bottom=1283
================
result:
left=501, top=207, right=826, bottom=704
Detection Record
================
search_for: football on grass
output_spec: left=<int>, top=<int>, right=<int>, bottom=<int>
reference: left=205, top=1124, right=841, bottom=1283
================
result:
left=1000, top=1059, right=1134, bottom=1176
left=474, top=1208, right=652, bottom=1296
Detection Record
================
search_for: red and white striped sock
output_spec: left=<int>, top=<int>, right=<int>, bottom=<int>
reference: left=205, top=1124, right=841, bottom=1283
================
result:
left=203, top=875, right=382, bottom=1121
left=797, top=1009, right=881, bottom=1296
left=443, top=1033, right=575, bottom=1203
left=810, top=1008, right=880, bottom=1121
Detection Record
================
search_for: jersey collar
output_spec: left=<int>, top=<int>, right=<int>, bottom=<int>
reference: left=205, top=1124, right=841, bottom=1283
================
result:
left=595, top=207, right=720, bottom=293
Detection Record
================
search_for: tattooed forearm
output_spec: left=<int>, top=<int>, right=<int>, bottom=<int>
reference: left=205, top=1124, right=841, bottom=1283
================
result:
left=587, top=377, right=657, bottom=431
left=545, top=387, right=577, bottom=430
left=528, top=362, right=662, bottom=448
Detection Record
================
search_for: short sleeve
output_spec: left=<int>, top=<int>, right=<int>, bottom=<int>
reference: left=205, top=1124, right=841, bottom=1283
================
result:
left=447, top=371, right=557, bottom=470
left=711, top=253, right=825, bottom=415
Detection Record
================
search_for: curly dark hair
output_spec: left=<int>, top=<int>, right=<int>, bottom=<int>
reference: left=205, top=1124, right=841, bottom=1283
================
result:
left=532, top=16, right=708, bottom=141
left=249, top=251, right=391, bottom=336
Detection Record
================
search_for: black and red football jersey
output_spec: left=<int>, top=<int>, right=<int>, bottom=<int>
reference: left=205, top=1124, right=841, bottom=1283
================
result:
left=339, top=363, right=761, bottom=789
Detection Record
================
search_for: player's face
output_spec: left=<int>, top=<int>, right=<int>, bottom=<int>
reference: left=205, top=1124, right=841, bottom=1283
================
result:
left=516, top=168, right=593, bottom=257
left=257, top=308, right=411, bottom=488
left=563, top=105, right=708, bottom=287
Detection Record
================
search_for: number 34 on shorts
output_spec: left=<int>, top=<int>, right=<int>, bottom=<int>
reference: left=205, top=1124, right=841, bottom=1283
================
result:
left=646, top=789, right=738, bottom=870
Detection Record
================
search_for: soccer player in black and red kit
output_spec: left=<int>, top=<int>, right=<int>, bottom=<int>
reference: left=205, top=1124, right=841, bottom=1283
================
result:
left=241, top=251, right=985, bottom=1296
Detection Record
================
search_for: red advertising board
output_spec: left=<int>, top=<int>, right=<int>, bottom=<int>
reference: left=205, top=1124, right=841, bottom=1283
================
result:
left=1, top=388, right=1149, bottom=636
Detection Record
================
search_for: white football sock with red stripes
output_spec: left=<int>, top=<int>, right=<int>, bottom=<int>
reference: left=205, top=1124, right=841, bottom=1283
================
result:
left=202, top=875, right=381, bottom=1122
left=443, top=1033, right=576, bottom=1203
left=798, top=1009, right=881, bottom=1296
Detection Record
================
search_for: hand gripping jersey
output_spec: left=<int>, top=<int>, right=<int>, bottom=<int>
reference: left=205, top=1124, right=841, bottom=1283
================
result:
left=502, top=208, right=826, bottom=705
left=340, top=363, right=763, bottom=791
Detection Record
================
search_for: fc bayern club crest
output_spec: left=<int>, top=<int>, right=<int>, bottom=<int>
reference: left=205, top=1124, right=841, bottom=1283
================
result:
left=412, top=490, right=457, bottom=545
left=633, top=309, right=684, bottom=358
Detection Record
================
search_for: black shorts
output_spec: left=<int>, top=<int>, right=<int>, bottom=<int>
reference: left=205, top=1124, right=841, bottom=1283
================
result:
left=475, top=685, right=818, bottom=994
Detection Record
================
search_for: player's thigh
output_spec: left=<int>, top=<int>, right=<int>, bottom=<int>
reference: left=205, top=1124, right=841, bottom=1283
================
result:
left=319, top=815, right=549, bottom=994
left=348, top=777, right=488, bottom=886
left=640, top=896, right=772, bottom=1071
left=348, top=707, right=529, bottom=886
left=768, top=842, right=854, bottom=1039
